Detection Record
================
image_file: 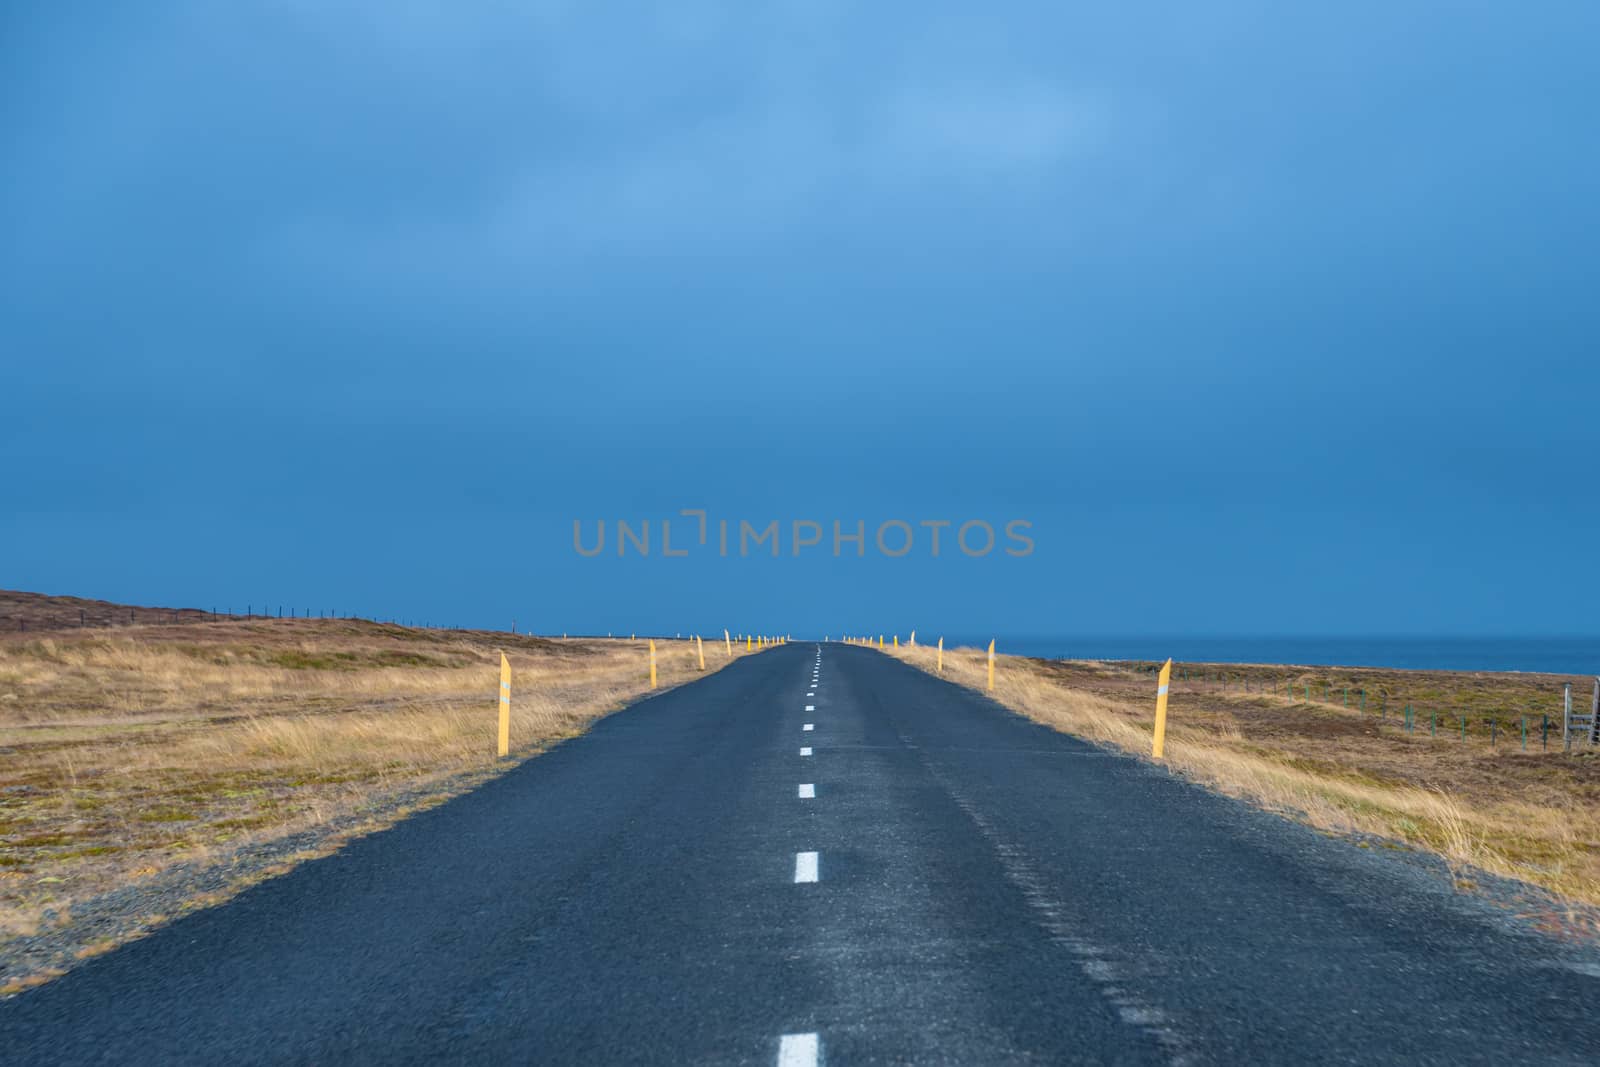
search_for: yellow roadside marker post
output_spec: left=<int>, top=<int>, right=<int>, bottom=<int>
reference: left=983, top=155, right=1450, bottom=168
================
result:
left=878, top=634, right=884, bottom=649
left=1153, top=658, right=1173, bottom=760
left=697, top=635, right=705, bottom=670
left=747, top=635, right=752, bottom=651
left=724, top=629, right=732, bottom=656
left=649, top=639, right=658, bottom=688
left=937, top=637, right=944, bottom=672
left=893, top=635, right=899, bottom=649
left=987, top=639, right=996, bottom=691
left=497, top=653, right=511, bottom=758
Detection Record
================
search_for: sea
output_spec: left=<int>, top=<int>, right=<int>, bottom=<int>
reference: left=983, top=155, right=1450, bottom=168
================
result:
left=941, top=637, right=1600, bottom=676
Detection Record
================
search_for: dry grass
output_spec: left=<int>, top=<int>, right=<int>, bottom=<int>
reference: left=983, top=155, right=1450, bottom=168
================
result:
left=888, top=643, right=1600, bottom=913
left=0, top=618, right=752, bottom=948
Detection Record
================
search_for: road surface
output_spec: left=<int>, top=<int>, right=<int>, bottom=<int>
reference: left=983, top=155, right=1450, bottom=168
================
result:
left=4, top=642, right=1599, bottom=1064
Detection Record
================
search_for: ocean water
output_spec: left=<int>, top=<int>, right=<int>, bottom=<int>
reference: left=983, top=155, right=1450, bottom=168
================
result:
left=941, top=637, right=1600, bottom=676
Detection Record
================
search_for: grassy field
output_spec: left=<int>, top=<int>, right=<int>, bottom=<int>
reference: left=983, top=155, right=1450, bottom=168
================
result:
left=0, top=610, right=748, bottom=984
left=888, top=643, right=1600, bottom=924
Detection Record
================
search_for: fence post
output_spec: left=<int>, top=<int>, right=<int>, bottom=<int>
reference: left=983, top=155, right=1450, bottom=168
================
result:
left=1152, top=659, right=1172, bottom=760
left=1563, top=684, right=1572, bottom=748
left=1592, top=678, right=1600, bottom=745
left=498, top=653, right=511, bottom=757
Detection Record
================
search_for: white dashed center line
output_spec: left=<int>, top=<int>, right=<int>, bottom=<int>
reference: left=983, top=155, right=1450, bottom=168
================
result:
left=794, top=851, right=818, bottom=883
left=798, top=783, right=815, bottom=799
left=803, top=723, right=814, bottom=731
left=805, top=705, right=815, bottom=711
left=778, top=1032, right=819, bottom=1067
left=800, top=746, right=812, bottom=756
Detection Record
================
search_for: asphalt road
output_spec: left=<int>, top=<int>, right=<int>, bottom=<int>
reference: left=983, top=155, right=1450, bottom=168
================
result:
left=4, top=642, right=1600, bottom=1064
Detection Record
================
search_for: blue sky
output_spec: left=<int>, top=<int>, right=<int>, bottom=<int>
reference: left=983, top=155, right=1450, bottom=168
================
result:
left=4, top=2, right=1598, bottom=638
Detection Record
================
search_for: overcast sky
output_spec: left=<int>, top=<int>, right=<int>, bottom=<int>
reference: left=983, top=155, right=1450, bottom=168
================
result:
left=5, top=2, right=1599, bottom=638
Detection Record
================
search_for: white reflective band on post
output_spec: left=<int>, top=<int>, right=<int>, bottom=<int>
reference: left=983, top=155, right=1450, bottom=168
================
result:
left=1157, top=684, right=1169, bottom=695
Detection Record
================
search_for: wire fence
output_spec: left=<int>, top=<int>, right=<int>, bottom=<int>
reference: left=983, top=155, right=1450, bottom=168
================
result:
left=0, top=606, right=452, bottom=634
left=1115, top=661, right=1600, bottom=754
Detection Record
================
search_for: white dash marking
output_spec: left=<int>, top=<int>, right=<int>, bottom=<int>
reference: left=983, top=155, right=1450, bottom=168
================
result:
left=798, top=783, right=815, bottom=799
left=794, top=852, right=818, bottom=883
left=800, top=746, right=812, bottom=756
left=803, top=723, right=814, bottom=731
left=805, top=705, right=815, bottom=711
left=777, top=1032, right=819, bottom=1067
